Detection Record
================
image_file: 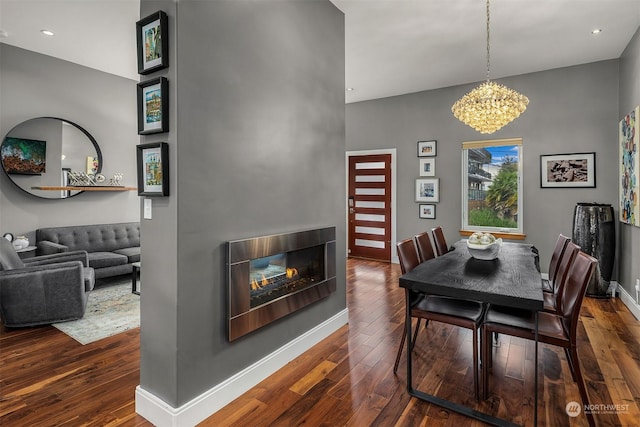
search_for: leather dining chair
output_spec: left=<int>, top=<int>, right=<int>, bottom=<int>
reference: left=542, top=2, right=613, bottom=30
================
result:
left=543, top=241, right=579, bottom=314
left=431, top=226, right=449, bottom=256
left=543, top=234, right=571, bottom=294
left=481, top=250, right=597, bottom=427
left=394, top=238, right=485, bottom=399
left=414, top=231, right=436, bottom=263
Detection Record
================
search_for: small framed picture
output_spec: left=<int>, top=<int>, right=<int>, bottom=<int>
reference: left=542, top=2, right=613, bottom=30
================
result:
left=417, top=140, right=437, bottom=157
left=137, top=142, right=169, bottom=196
left=419, top=158, right=435, bottom=176
left=137, top=77, right=169, bottom=135
left=540, top=152, right=596, bottom=188
left=419, top=204, right=436, bottom=219
left=136, top=11, right=168, bottom=75
left=415, top=178, right=439, bottom=202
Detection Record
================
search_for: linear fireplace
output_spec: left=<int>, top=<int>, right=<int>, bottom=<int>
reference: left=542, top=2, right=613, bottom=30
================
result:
left=227, top=227, right=336, bottom=341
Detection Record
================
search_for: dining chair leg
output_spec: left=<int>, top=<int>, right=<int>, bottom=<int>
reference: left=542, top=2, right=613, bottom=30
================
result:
left=568, top=345, right=595, bottom=427
left=482, top=325, right=490, bottom=399
left=393, top=320, right=408, bottom=374
left=472, top=326, right=479, bottom=400
left=487, top=330, right=493, bottom=369
left=564, top=347, right=578, bottom=382
left=411, top=319, right=425, bottom=351
left=394, top=318, right=422, bottom=373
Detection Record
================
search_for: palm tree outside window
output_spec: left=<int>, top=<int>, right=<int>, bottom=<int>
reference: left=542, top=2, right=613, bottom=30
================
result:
left=462, top=138, right=523, bottom=235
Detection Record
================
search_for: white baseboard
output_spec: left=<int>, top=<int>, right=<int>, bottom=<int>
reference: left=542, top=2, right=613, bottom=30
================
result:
left=135, top=309, right=349, bottom=427
left=616, top=282, right=640, bottom=321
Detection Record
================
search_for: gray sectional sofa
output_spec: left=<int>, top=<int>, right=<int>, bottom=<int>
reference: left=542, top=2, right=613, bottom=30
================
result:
left=36, top=222, right=140, bottom=279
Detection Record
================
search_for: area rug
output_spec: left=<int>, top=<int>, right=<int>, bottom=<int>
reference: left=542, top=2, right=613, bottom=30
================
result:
left=53, top=280, right=139, bottom=345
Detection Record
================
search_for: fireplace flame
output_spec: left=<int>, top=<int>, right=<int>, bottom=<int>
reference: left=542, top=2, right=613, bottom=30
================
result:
left=286, top=268, right=298, bottom=279
left=261, top=274, right=268, bottom=286
left=251, top=278, right=261, bottom=290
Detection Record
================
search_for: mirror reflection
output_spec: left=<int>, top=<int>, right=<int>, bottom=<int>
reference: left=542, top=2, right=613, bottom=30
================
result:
left=1, top=117, right=102, bottom=199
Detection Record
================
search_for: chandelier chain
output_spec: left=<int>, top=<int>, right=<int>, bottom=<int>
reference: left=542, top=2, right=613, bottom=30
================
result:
left=486, top=0, right=490, bottom=81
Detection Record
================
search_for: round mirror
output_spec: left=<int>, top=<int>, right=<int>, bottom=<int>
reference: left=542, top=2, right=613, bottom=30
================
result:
left=1, top=117, right=102, bottom=199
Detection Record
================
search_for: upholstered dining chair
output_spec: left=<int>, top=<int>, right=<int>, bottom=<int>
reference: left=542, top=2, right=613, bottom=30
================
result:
left=414, top=231, right=436, bottom=263
left=543, top=241, right=580, bottom=314
left=431, top=226, right=449, bottom=256
left=394, top=238, right=485, bottom=399
left=543, top=234, right=571, bottom=294
left=481, top=250, right=597, bottom=427
left=404, top=232, right=437, bottom=340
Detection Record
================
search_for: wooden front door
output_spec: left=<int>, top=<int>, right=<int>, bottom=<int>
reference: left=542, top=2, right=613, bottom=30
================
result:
left=348, top=153, right=392, bottom=262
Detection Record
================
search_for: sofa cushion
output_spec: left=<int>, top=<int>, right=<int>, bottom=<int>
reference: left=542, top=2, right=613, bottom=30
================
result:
left=88, top=252, right=128, bottom=269
left=36, top=222, right=140, bottom=253
left=113, top=247, right=140, bottom=263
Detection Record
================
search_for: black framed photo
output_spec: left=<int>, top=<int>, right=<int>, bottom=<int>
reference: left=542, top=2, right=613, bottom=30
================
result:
left=417, top=140, right=437, bottom=157
left=137, top=142, right=169, bottom=196
left=540, top=152, right=596, bottom=188
left=419, top=204, right=436, bottom=219
left=136, top=11, right=168, bottom=75
left=137, top=77, right=169, bottom=135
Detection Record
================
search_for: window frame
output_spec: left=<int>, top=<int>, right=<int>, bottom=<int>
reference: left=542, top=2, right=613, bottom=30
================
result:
left=461, top=138, right=524, bottom=236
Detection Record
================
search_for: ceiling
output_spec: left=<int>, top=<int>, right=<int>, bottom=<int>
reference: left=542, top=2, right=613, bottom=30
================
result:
left=1, top=0, right=639, bottom=104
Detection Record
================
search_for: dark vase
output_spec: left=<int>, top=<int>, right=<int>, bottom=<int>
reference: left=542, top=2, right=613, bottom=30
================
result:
left=572, top=203, right=616, bottom=297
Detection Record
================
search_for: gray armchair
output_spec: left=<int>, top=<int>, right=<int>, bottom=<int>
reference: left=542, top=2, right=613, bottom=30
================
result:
left=0, top=237, right=95, bottom=327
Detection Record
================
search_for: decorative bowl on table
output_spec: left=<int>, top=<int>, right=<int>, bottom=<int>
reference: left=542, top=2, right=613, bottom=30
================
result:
left=466, top=232, right=502, bottom=260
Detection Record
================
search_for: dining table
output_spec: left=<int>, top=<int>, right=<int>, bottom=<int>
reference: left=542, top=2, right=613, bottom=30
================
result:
left=399, top=239, right=544, bottom=427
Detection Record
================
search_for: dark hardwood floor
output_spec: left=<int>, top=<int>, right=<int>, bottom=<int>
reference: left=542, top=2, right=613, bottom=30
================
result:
left=1, top=258, right=639, bottom=426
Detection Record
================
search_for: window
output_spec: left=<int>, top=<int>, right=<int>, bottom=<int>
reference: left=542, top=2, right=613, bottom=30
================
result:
left=462, top=138, right=523, bottom=236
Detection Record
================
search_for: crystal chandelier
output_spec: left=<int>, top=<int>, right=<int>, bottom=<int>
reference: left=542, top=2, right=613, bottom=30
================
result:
left=451, top=0, right=529, bottom=134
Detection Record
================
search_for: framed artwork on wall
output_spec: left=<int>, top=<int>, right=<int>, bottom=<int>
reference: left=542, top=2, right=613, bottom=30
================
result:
left=620, top=106, right=639, bottom=226
left=419, top=158, right=435, bottom=176
left=415, top=178, right=439, bottom=202
left=419, top=204, right=436, bottom=219
left=136, top=11, right=168, bottom=75
left=540, top=152, right=596, bottom=188
left=137, top=142, right=169, bottom=196
left=417, top=140, right=437, bottom=157
left=137, top=77, right=169, bottom=135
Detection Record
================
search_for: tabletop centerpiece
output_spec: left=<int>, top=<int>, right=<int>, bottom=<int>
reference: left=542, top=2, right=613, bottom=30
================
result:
left=467, top=232, right=502, bottom=260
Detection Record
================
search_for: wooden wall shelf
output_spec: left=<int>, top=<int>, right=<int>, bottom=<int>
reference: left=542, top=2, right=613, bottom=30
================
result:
left=31, top=186, right=136, bottom=192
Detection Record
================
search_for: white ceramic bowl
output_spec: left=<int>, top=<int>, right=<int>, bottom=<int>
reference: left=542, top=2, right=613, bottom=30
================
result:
left=467, top=238, right=502, bottom=260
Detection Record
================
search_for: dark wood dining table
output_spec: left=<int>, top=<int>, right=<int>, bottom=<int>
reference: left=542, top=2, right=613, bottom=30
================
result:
left=399, top=239, right=544, bottom=427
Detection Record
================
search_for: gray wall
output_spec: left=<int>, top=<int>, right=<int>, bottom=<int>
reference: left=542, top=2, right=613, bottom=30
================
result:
left=346, top=60, right=620, bottom=276
left=0, top=45, right=139, bottom=239
left=618, top=26, right=640, bottom=297
left=139, top=0, right=346, bottom=407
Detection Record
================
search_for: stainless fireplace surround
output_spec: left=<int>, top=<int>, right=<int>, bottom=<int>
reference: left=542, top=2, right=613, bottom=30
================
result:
left=227, top=226, right=336, bottom=341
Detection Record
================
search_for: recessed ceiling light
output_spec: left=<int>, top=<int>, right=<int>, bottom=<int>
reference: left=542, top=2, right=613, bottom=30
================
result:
left=40, top=29, right=55, bottom=36
left=591, top=29, right=602, bottom=34
left=346, top=87, right=355, bottom=92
